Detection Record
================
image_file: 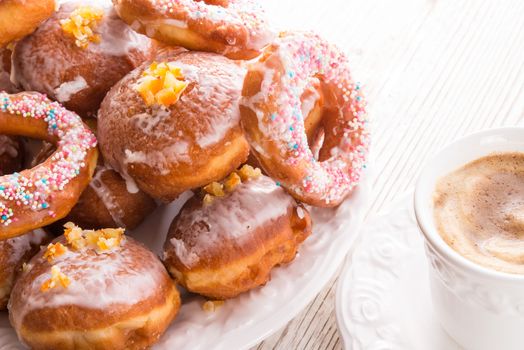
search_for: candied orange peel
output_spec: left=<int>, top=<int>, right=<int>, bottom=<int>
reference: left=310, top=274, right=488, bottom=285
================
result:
left=202, top=165, right=262, bottom=205
left=136, top=61, right=189, bottom=107
left=41, top=266, right=71, bottom=292
left=202, top=300, right=225, bottom=312
left=60, top=6, right=104, bottom=49
left=237, top=164, right=262, bottom=181
left=43, top=242, right=68, bottom=262
left=63, top=222, right=125, bottom=252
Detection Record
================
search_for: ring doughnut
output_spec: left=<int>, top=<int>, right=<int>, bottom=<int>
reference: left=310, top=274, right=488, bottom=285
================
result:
left=112, top=0, right=274, bottom=59
left=98, top=51, right=249, bottom=201
left=163, top=165, right=312, bottom=299
left=0, top=92, right=98, bottom=239
left=240, top=32, right=370, bottom=207
left=0, top=135, right=23, bottom=176
left=0, top=229, right=52, bottom=309
left=0, top=0, right=56, bottom=47
left=9, top=225, right=180, bottom=350
left=12, top=1, right=153, bottom=118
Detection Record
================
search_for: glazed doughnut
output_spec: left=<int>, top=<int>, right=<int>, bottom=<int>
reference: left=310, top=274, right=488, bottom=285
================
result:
left=163, top=165, right=312, bottom=299
left=0, top=135, right=23, bottom=176
left=240, top=32, right=370, bottom=207
left=11, top=0, right=153, bottom=118
left=0, top=0, right=56, bottom=47
left=112, top=0, right=274, bottom=59
left=62, top=162, right=158, bottom=230
left=98, top=51, right=249, bottom=201
left=9, top=225, right=180, bottom=350
left=0, top=47, right=18, bottom=93
left=0, top=229, right=52, bottom=309
left=29, top=123, right=157, bottom=230
left=0, top=92, right=98, bottom=239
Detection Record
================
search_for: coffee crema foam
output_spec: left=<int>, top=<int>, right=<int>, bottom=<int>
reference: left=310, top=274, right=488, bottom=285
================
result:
left=434, top=153, right=524, bottom=274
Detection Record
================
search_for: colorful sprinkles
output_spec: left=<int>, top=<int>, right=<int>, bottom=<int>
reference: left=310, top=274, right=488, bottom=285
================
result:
left=150, top=0, right=273, bottom=52
left=0, top=92, right=97, bottom=226
left=241, top=32, right=370, bottom=205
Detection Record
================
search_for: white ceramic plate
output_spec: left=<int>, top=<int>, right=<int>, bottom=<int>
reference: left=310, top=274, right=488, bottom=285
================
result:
left=335, top=192, right=463, bottom=350
left=0, top=171, right=371, bottom=349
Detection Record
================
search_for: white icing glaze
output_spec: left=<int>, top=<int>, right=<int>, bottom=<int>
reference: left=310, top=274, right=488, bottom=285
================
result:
left=166, top=176, right=295, bottom=268
left=4, top=229, right=48, bottom=265
left=54, top=76, right=88, bottom=103
left=124, top=141, right=191, bottom=175
left=89, top=165, right=126, bottom=227
left=9, top=236, right=167, bottom=330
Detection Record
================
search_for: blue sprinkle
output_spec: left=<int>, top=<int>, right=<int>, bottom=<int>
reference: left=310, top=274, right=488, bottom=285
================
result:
left=276, top=182, right=281, bottom=187
left=271, top=113, right=277, bottom=121
left=1, top=215, right=6, bottom=220
left=42, top=203, right=49, bottom=209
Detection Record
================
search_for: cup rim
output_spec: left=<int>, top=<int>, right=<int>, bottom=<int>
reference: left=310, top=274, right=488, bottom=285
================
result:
left=414, top=126, right=524, bottom=282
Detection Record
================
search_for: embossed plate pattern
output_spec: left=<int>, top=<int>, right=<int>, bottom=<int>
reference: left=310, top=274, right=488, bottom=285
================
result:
left=336, top=192, right=462, bottom=350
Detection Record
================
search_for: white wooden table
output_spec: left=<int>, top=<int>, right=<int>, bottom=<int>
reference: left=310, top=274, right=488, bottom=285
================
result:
left=256, top=0, right=524, bottom=348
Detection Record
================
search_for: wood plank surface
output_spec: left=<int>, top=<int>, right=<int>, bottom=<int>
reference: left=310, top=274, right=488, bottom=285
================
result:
left=257, top=0, right=524, bottom=348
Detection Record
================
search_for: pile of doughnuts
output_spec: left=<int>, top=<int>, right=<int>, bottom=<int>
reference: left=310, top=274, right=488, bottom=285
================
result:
left=0, top=0, right=370, bottom=349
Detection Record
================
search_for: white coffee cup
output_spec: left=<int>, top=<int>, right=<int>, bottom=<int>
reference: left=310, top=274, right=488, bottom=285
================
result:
left=414, top=127, right=524, bottom=350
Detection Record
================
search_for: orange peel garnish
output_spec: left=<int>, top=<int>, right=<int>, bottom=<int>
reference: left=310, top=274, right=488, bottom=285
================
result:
left=60, top=6, right=104, bottom=49
left=41, top=266, right=71, bottom=292
left=63, top=223, right=125, bottom=252
left=43, top=242, right=68, bottom=262
left=136, top=62, right=188, bottom=107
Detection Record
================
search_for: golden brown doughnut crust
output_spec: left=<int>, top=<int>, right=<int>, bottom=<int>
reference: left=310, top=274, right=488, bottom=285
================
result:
left=9, top=234, right=180, bottom=350
left=98, top=51, right=249, bottom=201
left=0, top=229, right=52, bottom=309
left=163, top=174, right=312, bottom=299
left=11, top=1, right=153, bottom=118
left=0, top=135, right=23, bottom=176
left=0, top=0, right=56, bottom=47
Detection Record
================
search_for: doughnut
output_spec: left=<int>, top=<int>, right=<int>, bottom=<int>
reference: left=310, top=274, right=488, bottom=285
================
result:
left=240, top=32, right=370, bottom=207
left=98, top=50, right=249, bottom=201
left=0, top=0, right=56, bottom=47
left=163, top=165, right=312, bottom=299
left=29, top=122, right=157, bottom=230
left=61, top=162, right=158, bottom=230
left=112, top=0, right=274, bottom=60
left=11, top=0, right=153, bottom=118
left=9, top=225, right=180, bottom=350
left=0, top=92, right=98, bottom=239
left=0, top=47, right=18, bottom=93
left=0, top=229, right=52, bottom=309
left=0, top=135, right=23, bottom=176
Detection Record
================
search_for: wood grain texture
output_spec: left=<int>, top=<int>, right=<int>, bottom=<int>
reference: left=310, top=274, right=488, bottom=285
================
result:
left=257, top=0, right=524, bottom=349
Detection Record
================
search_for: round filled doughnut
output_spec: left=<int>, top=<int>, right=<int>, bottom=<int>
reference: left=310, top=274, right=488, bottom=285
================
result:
left=0, top=92, right=98, bottom=239
left=240, top=31, right=370, bottom=207
left=0, top=135, right=23, bottom=176
left=0, top=229, right=52, bottom=309
left=112, top=0, right=274, bottom=59
left=163, top=165, right=312, bottom=299
left=9, top=224, right=180, bottom=350
left=62, top=162, right=158, bottom=230
left=98, top=50, right=249, bottom=201
left=0, top=0, right=56, bottom=47
left=11, top=0, right=153, bottom=118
